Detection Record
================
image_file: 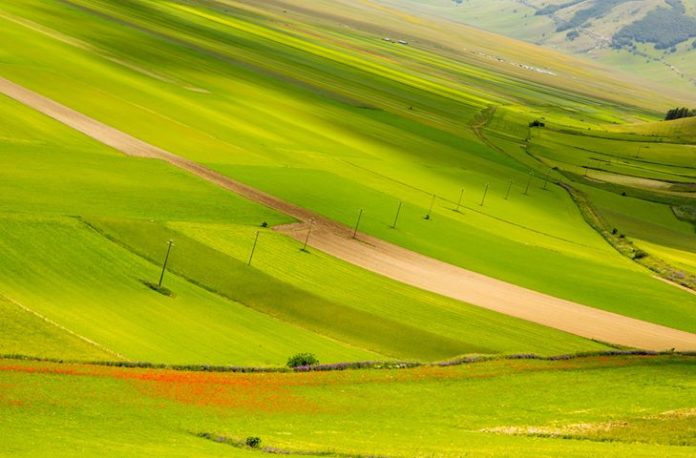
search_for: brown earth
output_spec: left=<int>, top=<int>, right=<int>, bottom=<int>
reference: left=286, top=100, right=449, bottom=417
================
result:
left=2, top=76, right=695, bottom=351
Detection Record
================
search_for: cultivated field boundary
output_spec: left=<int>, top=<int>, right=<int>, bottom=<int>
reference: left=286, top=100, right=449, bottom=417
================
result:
left=0, top=350, right=693, bottom=374
left=472, top=107, right=696, bottom=293
left=2, top=76, right=696, bottom=350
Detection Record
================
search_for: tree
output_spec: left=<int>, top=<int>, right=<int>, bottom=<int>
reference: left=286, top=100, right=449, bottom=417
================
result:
left=665, top=107, right=696, bottom=120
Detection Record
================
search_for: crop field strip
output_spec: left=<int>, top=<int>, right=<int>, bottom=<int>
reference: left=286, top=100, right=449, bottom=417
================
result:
left=0, top=354, right=694, bottom=457
left=488, top=111, right=696, bottom=285
left=1, top=0, right=695, bottom=349
left=2, top=75, right=695, bottom=351
left=0, top=80, right=610, bottom=363
left=1, top=1, right=695, bottom=457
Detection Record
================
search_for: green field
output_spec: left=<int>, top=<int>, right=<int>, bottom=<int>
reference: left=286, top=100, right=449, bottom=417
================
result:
left=1, top=1, right=695, bottom=455
left=1, top=0, right=694, bottom=337
left=1, top=355, right=694, bottom=457
left=0, top=74, right=609, bottom=364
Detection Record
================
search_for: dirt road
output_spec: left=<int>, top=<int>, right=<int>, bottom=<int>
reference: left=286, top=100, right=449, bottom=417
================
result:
left=2, top=76, right=695, bottom=351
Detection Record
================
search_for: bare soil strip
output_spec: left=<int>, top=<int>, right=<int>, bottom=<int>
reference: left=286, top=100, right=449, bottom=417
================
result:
left=2, top=76, right=695, bottom=351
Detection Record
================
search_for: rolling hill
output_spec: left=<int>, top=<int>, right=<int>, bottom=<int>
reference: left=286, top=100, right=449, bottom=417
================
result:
left=1, top=0, right=695, bottom=455
left=386, top=0, right=696, bottom=91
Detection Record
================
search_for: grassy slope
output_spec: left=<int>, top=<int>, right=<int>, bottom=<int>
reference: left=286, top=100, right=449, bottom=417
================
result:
left=494, top=113, right=696, bottom=280
left=0, top=355, right=694, bottom=457
left=0, top=296, right=112, bottom=361
left=0, top=71, right=607, bottom=362
left=168, top=221, right=606, bottom=355
left=0, top=94, right=382, bottom=364
left=0, top=216, right=383, bottom=365
left=0, top=0, right=693, bottom=333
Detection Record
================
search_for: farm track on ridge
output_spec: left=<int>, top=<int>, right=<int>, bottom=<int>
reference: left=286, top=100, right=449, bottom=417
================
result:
left=2, top=75, right=695, bottom=351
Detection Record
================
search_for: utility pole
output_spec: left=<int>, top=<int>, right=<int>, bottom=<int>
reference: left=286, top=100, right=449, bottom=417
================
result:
left=158, top=239, right=174, bottom=289
left=479, top=183, right=489, bottom=206
left=425, top=194, right=436, bottom=219
left=504, top=180, right=513, bottom=200
left=391, top=201, right=402, bottom=229
left=247, top=231, right=260, bottom=266
left=301, top=219, right=314, bottom=252
left=353, top=209, right=363, bottom=239
left=456, top=188, right=464, bottom=212
left=524, top=173, right=533, bottom=195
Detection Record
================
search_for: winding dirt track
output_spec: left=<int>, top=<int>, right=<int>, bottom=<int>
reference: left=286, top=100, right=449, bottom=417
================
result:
left=2, top=76, right=695, bottom=351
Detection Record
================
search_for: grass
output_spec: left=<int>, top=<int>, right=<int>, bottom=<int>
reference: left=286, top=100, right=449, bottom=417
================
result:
left=88, top=217, right=608, bottom=358
left=0, top=0, right=694, bottom=353
left=1, top=1, right=695, bottom=456
left=168, top=221, right=608, bottom=355
left=0, top=216, right=380, bottom=365
left=0, top=295, right=111, bottom=361
left=220, top=165, right=696, bottom=333
left=0, top=355, right=694, bottom=457
left=0, top=63, right=608, bottom=362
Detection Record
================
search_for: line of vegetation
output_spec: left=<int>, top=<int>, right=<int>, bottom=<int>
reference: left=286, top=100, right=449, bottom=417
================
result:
left=557, top=182, right=696, bottom=291
left=474, top=110, right=696, bottom=293
left=2, top=350, right=693, bottom=374
left=665, top=107, right=696, bottom=121
left=672, top=205, right=696, bottom=227
left=195, top=432, right=393, bottom=458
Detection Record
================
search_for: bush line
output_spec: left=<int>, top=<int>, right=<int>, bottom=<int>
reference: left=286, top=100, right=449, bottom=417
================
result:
left=1, top=350, right=692, bottom=374
left=558, top=181, right=696, bottom=291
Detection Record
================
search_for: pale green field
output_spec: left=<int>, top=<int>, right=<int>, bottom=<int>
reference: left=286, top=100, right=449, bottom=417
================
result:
left=1, top=0, right=694, bottom=351
left=0, top=355, right=694, bottom=457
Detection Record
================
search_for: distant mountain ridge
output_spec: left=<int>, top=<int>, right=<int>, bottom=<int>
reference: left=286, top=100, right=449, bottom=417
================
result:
left=387, top=0, right=696, bottom=89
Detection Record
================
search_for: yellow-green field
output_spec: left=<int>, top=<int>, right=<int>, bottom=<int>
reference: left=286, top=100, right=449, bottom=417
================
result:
left=0, top=354, right=694, bottom=457
left=1, top=0, right=695, bottom=456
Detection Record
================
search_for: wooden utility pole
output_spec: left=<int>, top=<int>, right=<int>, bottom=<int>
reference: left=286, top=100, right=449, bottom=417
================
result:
left=301, top=220, right=314, bottom=252
left=248, top=231, right=260, bottom=266
left=353, top=209, right=363, bottom=239
left=158, top=240, right=174, bottom=288
left=391, top=201, right=402, bottom=229
left=479, top=183, right=489, bottom=206
left=456, top=188, right=464, bottom=212
left=524, top=173, right=533, bottom=195
left=426, top=194, right=436, bottom=219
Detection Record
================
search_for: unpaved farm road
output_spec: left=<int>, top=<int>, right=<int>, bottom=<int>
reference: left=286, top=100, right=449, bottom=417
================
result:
left=2, top=76, right=695, bottom=351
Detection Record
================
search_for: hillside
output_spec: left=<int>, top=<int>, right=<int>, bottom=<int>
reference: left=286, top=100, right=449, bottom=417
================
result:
left=0, top=0, right=694, bottom=357
left=386, top=0, right=696, bottom=91
left=1, top=0, right=695, bottom=456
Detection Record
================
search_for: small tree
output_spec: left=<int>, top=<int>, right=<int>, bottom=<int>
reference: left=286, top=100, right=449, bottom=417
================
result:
left=287, top=353, right=319, bottom=368
left=245, top=437, right=261, bottom=448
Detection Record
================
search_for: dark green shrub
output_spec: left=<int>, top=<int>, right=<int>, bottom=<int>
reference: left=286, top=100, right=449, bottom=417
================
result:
left=287, top=353, right=319, bottom=368
left=245, top=437, right=261, bottom=448
left=633, top=250, right=648, bottom=260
